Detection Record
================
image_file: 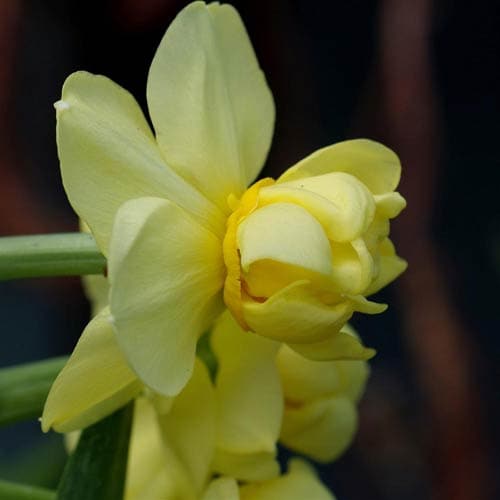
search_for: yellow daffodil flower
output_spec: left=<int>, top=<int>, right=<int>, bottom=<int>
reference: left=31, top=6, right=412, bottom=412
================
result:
left=54, top=0, right=405, bottom=400
left=277, top=327, right=369, bottom=462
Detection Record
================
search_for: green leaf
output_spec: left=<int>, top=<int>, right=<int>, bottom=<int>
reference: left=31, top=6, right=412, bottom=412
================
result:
left=0, top=233, right=106, bottom=281
left=0, top=357, right=67, bottom=426
left=0, top=479, right=56, bottom=500
left=57, top=402, right=133, bottom=500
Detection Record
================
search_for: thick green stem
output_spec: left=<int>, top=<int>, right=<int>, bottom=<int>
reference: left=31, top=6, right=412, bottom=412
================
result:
left=0, top=233, right=106, bottom=280
left=0, top=479, right=56, bottom=500
left=0, top=356, right=67, bottom=426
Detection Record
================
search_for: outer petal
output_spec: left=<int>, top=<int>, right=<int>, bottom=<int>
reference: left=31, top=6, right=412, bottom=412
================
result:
left=287, top=328, right=375, bottom=361
left=41, top=309, right=142, bottom=433
left=242, top=280, right=353, bottom=344
left=260, top=172, right=375, bottom=242
left=279, top=139, right=401, bottom=195
left=155, top=359, right=215, bottom=495
left=203, top=478, right=240, bottom=500
left=280, top=397, right=358, bottom=463
left=240, top=459, right=336, bottom=500
left=57, top=71, right=224, bottom=254
left=211, top=312, right=282, bottom=481
left=109, top=197, right=225, bottom=396
left=125, top=398, right=197, bottom=500
left=147, top=2, right=275, bottom=209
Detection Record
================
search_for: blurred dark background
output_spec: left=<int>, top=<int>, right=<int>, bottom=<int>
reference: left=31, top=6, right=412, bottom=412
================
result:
left=1, top=1, right=499, bottom=499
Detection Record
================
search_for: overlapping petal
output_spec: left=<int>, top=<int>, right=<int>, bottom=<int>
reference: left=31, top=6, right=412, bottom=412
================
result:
left=147, top=1, right=275, bottom=210
left=42, top=308, right=142, bottom=433
left=211, top=312, right=282, bottom=481
left=109, top=197, right=225, bottom=397
left=239, top=459, right=336, bottom=500
left=242, top=280, right=352, bottom=344
left=279, top=139, right=401, bottom=195
left=56, top=71, right=224, bottom=254
left=154, top=359, right=216, bottom=494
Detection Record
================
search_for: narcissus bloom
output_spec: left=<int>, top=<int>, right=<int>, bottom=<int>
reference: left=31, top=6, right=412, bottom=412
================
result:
left=54, top=0, right=406, bottom=398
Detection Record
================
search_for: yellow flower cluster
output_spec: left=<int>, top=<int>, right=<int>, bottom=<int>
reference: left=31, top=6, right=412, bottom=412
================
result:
left=43, top=2, right=406, bottom=498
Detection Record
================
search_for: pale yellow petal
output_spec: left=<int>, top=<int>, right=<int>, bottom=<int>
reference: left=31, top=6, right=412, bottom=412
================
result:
left=237, top=203, right=333, bottom=280
left=287, top=328, right=375, bottom=362
left=240, top=459, right=336, bottom=500
left=147, top=2, right=274, bottom=209
left=156, top=359, right=216, bottom=494
left=242, top=280, right=353, bottom=344
left=280, top=397, right=357, bottom=463
left=212, top=449, right=280, bottom=483
left=109, top=197, right=225, bottom=396
left=279, top=139, right=401, bottom=195
left=330, top=238, right=376, bottom=294
left=335, top=360, right=371, bottom=403
left=366, top=238, right=408, bottom=295
left=126, top=398, right=197, bottom=500
left=202, top=478, right=240, bottom=500
left=211, top=312, right=282, bottom=481
left=374, top=192, right=406, bottom=218
left=276, top=345, right=344, bottom=402
left=261, top=172, right=375, bottom=242
left=56, top=71, right=224, bottom=254
left=42, top=309, right=142, bottom=433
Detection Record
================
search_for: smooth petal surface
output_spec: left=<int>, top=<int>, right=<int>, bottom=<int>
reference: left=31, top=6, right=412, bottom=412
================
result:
left=280, top=397, right=358, bottom=463
left=203, top=478, right=239, bottom=500
left=242, top=281, right=352, bottom=344
left=42, top=309, right=142, bottom=433
left=240, top=459, right=336, bottom=500
left=147, top=1, right=275, bottom=209
left=109, top=197, right=225, bottom=396
left=287, top=328, right=375, bottom=361
left=279, top=139, right=401, bottom=195
left=126, top=398, right=197, bottom=500
left=156, top=359, right=216, bottom=494
left=211, top=312, right=282, bottom=481
left=238, top=203, right=332, bottom=277
left=57, top=71, right=224, bottom=254
left=261, top=172, right=375, bottom=242
left=365, top=238, right=408, bottom=295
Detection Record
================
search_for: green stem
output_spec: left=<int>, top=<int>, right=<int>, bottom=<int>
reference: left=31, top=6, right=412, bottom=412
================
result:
left=57, top=403, right=134, bottom=500
left=0, top=357, right=67, bottom=426
left=0, top=479, right=56, bottom=500
left=0, top=233, right=106, bottom=280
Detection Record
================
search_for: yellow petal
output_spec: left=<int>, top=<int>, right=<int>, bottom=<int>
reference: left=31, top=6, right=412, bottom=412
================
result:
left=109, top=197, right=225, bottom=397
left=81, top=274, right=109, bottom=317
left=242, top=280, right=352, bottom=344
left=335, top=360, right=371, bottom=403
left=147, top=2, right=274, bottom=210
left=56, top=71, right=224, bottom=254
left=279, top=139, right=401, bottom=195
left=261, top=172, right=375, bottom=242
left=366, top=238, right=408, bottom=295
left=211, top=312, right=282, bottom=481
left=202, top=478, right=240, bottom=500
left=125, top=398, right=197, bottom=500
left=240, top=459, right=336, bottom=500
left=42, top=309, right=142, bottom=433
left=280, top=397, right=358, bottom=463
left=287, top=328, right=375, bottom=362
left=373, top=192, right=406, bottom=218
left=330, top=238, right=376, bottom=294
left=155, top=359, right=215, bottom=494
left=277, top=345, right=354, bottom=402
left=212, top=449, right=280, bottom=483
